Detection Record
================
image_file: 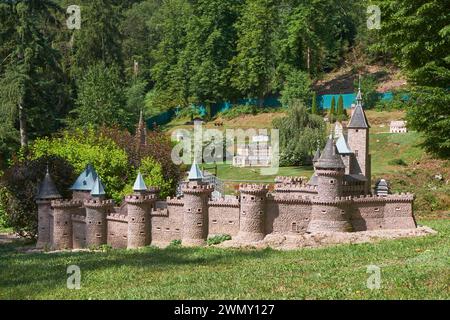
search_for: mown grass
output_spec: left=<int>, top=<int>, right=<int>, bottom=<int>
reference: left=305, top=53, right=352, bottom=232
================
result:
left=0, top=219, right=448, bottom=300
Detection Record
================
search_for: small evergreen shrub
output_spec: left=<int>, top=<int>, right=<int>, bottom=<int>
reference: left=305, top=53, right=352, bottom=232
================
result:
left=169, top=239, right=182, bottom=247
left=207, top=234, right=231, bottom=246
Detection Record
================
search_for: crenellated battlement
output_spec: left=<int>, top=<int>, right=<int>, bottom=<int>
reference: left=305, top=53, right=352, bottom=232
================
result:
left=274, top=176, right=305, bottom=184
left=151, top=208, right=169, bottom=217
left=84, top=199, right=115, bottom=208
left=125, top=194, right=156, bottom=204
left=181, top=182, right=214, bottom=194
left=208, top=196, right=240, bottom=207
left=274, top=184, right=318, bottom=193
left=166, top=197, right=184, bottom=206
left=239, top=183, right=270, bottom=194
left=106, top=213, right=128, bottom=222
left=51, top=199, right=82, bottom=208
left=311, top=196, right=353, bottom=205
left=352, top=193, right=414, bottom=203
left=271, top=193, right=312, bottom=204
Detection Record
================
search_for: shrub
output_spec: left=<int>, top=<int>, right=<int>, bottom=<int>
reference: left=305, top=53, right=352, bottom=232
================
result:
left=207, top=234, right=231, bottom=246
left=0, top=156, right=76, bottom=238
left=29, top=128, right=131, bottom=202
left=280, top=69, right=312, bottom=107
left=100, top=126, right=181, bottom=196
left=273, top=101, right=326, bottom=166
left=169, top=239, right=182, bottom=247
left=218, top=105, right=278, bottom=120
left=121, top=157, right=173, bottom=199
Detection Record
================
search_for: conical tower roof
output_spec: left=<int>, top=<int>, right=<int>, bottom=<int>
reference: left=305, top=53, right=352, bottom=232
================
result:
left=313, top=147, right=321, bottom=162
left=315, top=137, right=345, bottom=169
left=90, top=176, right=106, bottom=197
left=188, top=159, right=203, bottom=181
left=133, top=171, right=148, bottom=192
left=37, top=166, right=62, bottom=200
left=71, top=163, right=98, bottom=191
left=348, top=77, right=370, bottom=129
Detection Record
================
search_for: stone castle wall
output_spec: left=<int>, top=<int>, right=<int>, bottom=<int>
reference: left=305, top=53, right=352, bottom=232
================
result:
left=39, top=187, right=416, bottom=250
left=208, top=197, right=240, bottom=236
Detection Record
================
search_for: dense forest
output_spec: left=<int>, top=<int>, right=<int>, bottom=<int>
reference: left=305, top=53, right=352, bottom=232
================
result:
left=0, top=0, right=449, bottom=162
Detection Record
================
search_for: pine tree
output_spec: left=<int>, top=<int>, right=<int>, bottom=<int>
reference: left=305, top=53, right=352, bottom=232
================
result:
left=311, top=91, right=318, bottom=115
left=337, top=95, right=345, bottom=119
left=329, top=96, right=336, bottom=122
left=0, top=0, right=64, bottom=148
left=231, top=0, right=277, bottom=106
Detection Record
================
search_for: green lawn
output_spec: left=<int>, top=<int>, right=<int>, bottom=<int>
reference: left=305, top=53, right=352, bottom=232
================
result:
left=1, top=219, right=448, bottom=300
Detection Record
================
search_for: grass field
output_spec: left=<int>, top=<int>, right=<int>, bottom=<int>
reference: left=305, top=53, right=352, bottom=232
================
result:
left=0, top=218, right=448, bottom=300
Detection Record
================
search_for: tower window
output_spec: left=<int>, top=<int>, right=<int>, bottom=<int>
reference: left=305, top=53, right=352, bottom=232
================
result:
left=355, top=150, right=359, bottom=157
left=291, top=222, right=297, bottom=232
left=356, top=129, right=359, bottom=133
left=330, top=180, right=335, bottom=184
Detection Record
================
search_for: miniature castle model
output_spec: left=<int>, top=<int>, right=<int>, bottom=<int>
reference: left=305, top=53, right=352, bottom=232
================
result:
left=390, top=120, right=408, bottom=133
left=35, top=86, right=417, bottom=250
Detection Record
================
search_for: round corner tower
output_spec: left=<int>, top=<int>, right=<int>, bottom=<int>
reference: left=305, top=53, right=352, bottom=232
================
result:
left=236, top=184, right=269, bottom=242
left=125, top=193, right=155, bottom=249
left=51, top=200, right=82, bottom=250
left=181, top=181, right=213, bottom=246
left=36, top=167, right=62, bottom=249
left=84, top=199, right=114, bottom=247
left=307, top=137, right=352, bottom=233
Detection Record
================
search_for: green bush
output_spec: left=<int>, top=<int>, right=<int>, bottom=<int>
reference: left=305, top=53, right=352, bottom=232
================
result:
left=169, top=239, right=182, bottom=247
left=218, top=105, right=277, bottom=120
left=121, top=157, right=173, bottom=199
left=273, top=101, right=326, bottom=166
left=207, top=234, right=231, bottom=246
left=0, top=184, right=10, bottom=230
left=29, top=128, right=131, bottom=202
left=280, top=69, right=312, bottom=107
left=0, top=156, right=76, bottom=238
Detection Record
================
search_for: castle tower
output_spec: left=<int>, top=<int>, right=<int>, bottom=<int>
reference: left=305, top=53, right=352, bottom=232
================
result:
left=315, top=137, right=345, bottom=201
left=51, top=199, right=82, bottom=250
left=84, top=177, right=113, bottom=247
left=307, top=137, right=352, bottom=232
left=36, top=166, right=62, bottom=248
left=181, top=161, right=212, bottom=246
left=347, top=80, right=371, bottom=193
left=236, top=184, right=269, bottom=242
left=70, top=164, right=97, bottom=201
left=126, top=172, right=155, bottom=249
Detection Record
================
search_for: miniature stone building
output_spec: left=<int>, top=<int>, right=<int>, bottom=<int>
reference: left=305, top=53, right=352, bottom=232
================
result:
left=36, top=86, right=417, bottom=250
left=233, top=135, right=272, bottom=167
left=390, top=121, right=408, bottom=133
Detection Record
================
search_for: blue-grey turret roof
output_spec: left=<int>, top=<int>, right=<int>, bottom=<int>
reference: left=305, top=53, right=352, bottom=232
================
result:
left=90, top=176, right=106, bottom=197
left=37, top=166, right=62, bottom=200
left=71, top=164, right=98, bottom=191
left=188, top=159, right=203, bottom=181
left=133, top=171, right=148, bottom=192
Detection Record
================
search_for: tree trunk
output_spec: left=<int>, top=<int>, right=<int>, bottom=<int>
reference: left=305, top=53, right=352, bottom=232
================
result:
left=18, top=103, right=28, bottom=148
left=307, top=47, right=311, bottom=74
